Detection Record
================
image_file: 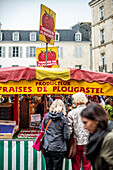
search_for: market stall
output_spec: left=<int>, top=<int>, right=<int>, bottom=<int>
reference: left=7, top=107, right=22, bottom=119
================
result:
left=0, top=66, right=113, bottom=170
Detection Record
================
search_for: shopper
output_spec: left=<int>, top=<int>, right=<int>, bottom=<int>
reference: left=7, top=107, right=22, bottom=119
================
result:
left=36, top=95, right=45, bottom=120
left=81, top=102, right=113, bottom=170
left=105, top=97, right=113, bottom=120
left=67, top=92, right=91, bottom=170
left=42, top=99, right=70, bottom=170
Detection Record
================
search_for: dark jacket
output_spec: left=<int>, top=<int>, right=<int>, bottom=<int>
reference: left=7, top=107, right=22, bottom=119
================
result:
left=94, top=129, right=113, bottom=170
left=42, top=111, right=70, bottom=152
left=85, top=121, right=113, bottom=170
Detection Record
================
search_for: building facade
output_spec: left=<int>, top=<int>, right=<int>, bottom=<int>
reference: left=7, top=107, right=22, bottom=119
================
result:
left=89, top=0, right=113, bottom=72
left=0, top=22, right=91, bottom=70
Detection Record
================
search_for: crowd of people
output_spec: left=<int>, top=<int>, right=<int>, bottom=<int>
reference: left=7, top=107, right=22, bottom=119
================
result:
left=38, top=93, right=113, bottom=170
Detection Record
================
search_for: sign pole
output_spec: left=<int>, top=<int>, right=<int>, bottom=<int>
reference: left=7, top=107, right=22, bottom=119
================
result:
left=46, top=43, right=48, bottom=67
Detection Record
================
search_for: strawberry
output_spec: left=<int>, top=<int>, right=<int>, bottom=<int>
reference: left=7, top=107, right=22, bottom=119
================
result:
left=51, top=51, right=56, bottom=60
left=42, top=10, right=54, bottom=43
left=38, top=50, right=56, bottom=62
left=38, top=51, right=46, bottom=61
left=47, top=52, right=51, bottom=60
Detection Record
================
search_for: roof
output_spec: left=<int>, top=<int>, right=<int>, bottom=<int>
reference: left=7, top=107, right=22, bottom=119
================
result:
left=89, top=0, right=96, bottom=5
left=1, top=23, right=91, bottom=42
left=0, top=66, right=113, bottom=85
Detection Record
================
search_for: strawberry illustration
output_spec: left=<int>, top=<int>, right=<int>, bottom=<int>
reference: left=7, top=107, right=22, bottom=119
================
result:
left=51, top=51, right=56, bottom=60
left=38, top=51, right=46, bottom=61
left=38, top=50, right=56, bottom=61
left=42, top=10, right=54, bottom=43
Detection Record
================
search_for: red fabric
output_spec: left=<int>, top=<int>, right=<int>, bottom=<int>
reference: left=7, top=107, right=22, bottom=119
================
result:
left=0, top=66, right=36, bottom=82
left=70, top=68, right=113, bottom=85
left=13, top=94, right=19, bottom=125
left=0, top=66, right=113, bottom=85
left=71, top=145, right=91, bottom=170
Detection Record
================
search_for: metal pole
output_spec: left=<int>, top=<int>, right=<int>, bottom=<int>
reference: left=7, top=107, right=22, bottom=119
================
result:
left=46, top=43, right=48, bottom=67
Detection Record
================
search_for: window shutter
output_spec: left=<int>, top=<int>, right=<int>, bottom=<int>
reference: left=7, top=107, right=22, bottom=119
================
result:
left=19, top=47, right=23, bottom=58
left=9, top=47, right=12, bottom=58
left=26, top=47, right=29, bottom=58
left=2, top=47, right=5, bottom=57
left=79, top=47, right=82, bottom=58
left=60, top=47, right=63, bottom=58
left=76, top=46, right=82, bottom=58
left=76, top=46, right=78, bottom=58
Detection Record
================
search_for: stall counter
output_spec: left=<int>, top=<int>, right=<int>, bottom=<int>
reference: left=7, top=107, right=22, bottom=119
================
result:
left=0, top=139, right=72, bottom=170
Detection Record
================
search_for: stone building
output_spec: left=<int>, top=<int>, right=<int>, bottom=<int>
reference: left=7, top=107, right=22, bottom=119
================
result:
left=0, top=22, right=91, bottom=70
left=89, top=0, right=113, bottom=72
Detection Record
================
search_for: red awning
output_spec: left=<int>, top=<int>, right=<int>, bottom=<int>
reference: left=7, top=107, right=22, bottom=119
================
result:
left=0, top=66, right=113, bottom=85
left=0, top=66, right=36, bottom=82
left=70, top=68, right=113, bottom=85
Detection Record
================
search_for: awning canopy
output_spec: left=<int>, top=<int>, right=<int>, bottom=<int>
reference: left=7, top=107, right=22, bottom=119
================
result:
left=0, top=66, right=113, bottom=85
left=0, top=67, right=113, bottom=95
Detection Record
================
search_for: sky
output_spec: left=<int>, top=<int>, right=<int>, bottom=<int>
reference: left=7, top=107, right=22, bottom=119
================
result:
left=0, top=0, right=91, bottom=30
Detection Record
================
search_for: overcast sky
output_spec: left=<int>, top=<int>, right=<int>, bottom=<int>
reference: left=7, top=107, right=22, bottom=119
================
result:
left=0, top=0, right=91, bottom=30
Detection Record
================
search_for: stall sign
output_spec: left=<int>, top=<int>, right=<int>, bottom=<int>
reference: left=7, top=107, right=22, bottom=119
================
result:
left=39, top=4, right=56, bottom=45
left=36, top=47, right=58, bottom=68
left=0, top=79, right=113, bottom=96
left=30, top=114, right=41, bottom=128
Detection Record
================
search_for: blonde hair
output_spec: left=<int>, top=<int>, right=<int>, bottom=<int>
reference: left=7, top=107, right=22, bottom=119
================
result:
left=49, top=99, right=66, bottom=115
left=72, top=92, right=88, bottom=105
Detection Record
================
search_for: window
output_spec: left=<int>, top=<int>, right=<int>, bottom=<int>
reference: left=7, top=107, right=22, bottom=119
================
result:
left=0, top=46, right=5, bottom=57
left=75, top=46, right=82, bottom=58
left=112, top=0, right=113, bottom=8
left=75, top=65, right=82, bottom=69
left=100, top=6, right=104, bottom=20
left=55, top=32, right=59, bottom=41
left=12, top=65, right=19, bottom=67
left=13, top=32, right=19, bottom=41
left=0, top=32, right=3, bottom=41
left=30, top=47, right=36, bottom=57
left=13, top=47, right=18, bottom=57
left=75, top=32, right=82, bottom=41
left=26, top=47, right=36, bottom=57
left=9, top=46, right=23, bottom=57
left=99, top=53, right=106, bottom=72
left=0, top=65, right=1, bottom=68
left=102, top=53, right=105, bottom=72
left=100, top=29, right=105, bottom=44
left=30, top=32, right=36, bottom=41
left=29, top=65, right=36, bottom=67
left=0, top=47, right=1, bottom=57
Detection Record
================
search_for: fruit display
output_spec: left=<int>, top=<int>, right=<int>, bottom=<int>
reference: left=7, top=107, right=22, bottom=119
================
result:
left=17, top=128, right=40, bottom=139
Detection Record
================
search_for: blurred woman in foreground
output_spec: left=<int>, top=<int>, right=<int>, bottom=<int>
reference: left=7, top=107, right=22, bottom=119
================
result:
left=81, top=102, right=113, bottom=170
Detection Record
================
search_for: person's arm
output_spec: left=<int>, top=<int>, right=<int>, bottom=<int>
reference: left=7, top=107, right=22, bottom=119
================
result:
left=63, top=117, right=70, bottom=140
left=67, top=110, right=73, bottom=135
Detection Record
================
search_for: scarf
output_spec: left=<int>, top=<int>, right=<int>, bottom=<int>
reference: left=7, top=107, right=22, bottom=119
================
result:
left=84, top=123, right=113, bottom=166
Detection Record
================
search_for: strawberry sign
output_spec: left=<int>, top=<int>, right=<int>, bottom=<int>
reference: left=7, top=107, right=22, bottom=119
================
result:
left=36, top=47, right=59, bottom=68
left=39, top=4, right=56, bottom=45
